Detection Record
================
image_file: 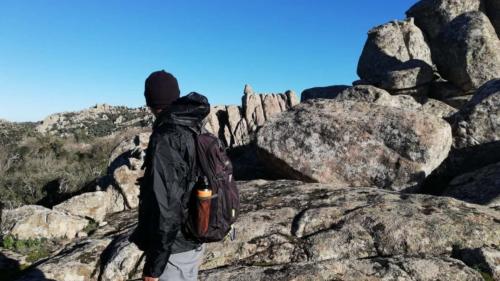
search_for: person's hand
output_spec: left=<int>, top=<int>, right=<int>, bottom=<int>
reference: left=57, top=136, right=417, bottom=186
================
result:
left=143, top=277, right=159, bottom=281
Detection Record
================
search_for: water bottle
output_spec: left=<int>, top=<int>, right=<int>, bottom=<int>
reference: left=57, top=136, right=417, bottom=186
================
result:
left=195, top=176, right=212, bottom=235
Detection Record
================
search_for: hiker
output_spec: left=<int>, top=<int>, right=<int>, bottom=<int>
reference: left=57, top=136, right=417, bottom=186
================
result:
left=130, top=70, right=209, bottom=281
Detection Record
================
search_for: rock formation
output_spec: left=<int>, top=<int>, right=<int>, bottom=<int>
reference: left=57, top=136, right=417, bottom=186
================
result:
left=406, top=0, right=483, bottom=40
left=2, top=0, right=500, bottom=280
left=301, top=85, right=457, bottom=118
left=36, top=104, right=153, bottom=138
left=443, top=161, right=500, bottom=208
left=0, top=205, right=88, bottom=240
left=12, top=180, right=500, bottom=280
left=300, top=85, right=350, bottom=102
left=434, top=11, right=500, bottom=93
left=256, top=99, right=452, bottom=191
left=204, top=85, right=298, bottom=148
left=451, top=78, right=500, bottom=149
left=357, top=18, right=434, bottom=99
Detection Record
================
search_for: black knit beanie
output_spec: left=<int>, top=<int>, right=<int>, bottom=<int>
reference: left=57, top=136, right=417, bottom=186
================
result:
left=144, top=70, right=180, bottom=109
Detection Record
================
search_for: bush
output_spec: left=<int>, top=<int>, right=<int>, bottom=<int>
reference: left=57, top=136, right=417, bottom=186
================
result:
left=0, top=133, right=120, bottom=207
left=0, top=235, right=50, bottom=263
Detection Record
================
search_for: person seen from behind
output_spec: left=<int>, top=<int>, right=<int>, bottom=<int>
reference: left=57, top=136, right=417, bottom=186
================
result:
left=129, top=70, right=210, bottom=281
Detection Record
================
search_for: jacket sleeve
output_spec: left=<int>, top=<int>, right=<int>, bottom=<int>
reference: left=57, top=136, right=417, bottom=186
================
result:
left=142, top=139, right=188, bottom=277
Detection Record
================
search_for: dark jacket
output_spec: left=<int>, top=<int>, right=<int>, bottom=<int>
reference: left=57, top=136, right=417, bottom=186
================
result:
left=129, top=92, right=210, bottom=277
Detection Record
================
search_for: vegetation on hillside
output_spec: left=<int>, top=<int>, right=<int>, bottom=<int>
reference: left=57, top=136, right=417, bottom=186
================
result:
left=0, top=125, right=147, bottom=208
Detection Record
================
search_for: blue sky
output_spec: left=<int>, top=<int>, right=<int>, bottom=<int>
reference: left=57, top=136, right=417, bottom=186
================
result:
left=0, top=0, right=417, bottom=122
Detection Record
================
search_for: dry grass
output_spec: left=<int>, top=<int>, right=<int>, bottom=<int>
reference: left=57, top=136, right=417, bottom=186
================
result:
left=0, top=127, right=148, bottom=208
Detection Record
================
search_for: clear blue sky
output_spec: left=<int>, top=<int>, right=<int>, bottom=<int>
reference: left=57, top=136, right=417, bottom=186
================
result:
left=0, top=0, right=417, bottom=122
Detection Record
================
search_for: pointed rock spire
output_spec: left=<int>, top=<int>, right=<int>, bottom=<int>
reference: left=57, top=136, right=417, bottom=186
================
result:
left=244, top=84, right=254, bottom=95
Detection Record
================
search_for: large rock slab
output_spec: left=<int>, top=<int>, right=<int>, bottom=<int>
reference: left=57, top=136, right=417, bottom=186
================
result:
left=340, top=85, right=399, bottom=104
left=53, top=189, right=125, bottom=222
left=202, top=181, right=499, bottom=269
left=357, top=18, right=433, bottom=88
left=300, top=85, right=350, bottom=102
left=256, top=100, right=452, bottom=191
left=443, top=161, right=500, bottom=208
left=378, top=60, right=434, bottom=90
left=303, top=85, right=456, bottom=118
left=200, top=256, right=483, bottom=281
left=17, top=180, right=500, bottom=280
left=435, top=11, right=500, bottom=92
left=452, top=78, right=500, bottom=148
left=406, top=0, right=483, bottom=40
left=16, top=238, right=112, bottom=281
left=98, top=230, right=143, bottom=281
left=0, top=205, right=88, bottom=240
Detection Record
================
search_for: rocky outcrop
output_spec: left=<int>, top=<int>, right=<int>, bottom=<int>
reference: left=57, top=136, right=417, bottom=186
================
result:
left=108, top=132, right=150, bottom=171
left=406, top=0, right=483, bottom=40
left=97, top=230, right=143, bottom=281
left=303, top=84, right=457, bottom=118
left=36, top=104, right=153, bottom=138
left=108, top=132, right=150, bottom=209
left=200, top=256, right=484, bottom=281
left=53, top=189, right=125, bottom=222
left=33, top=87, right=296, bottom=151
left=113, top=166, right=144, bottom=209
left=204, top=85, right=298, bottom=148
left=242, top=85, right=298, bottom=133
left=256, top=99, right=452, bottom=191
left=300, top=85, right=350, bottom=102
left=377, top=60, right=434, bottom=94
left=0, top=205, right=88, bottom=240
left=204, top=105, right=233, bottom=147
left=226, top=105, right=249, bottom=147
left=15, top=180, right=500, bottom=280
left=16, top=238, right=112, bottom=281
left=357, top=18, right=434, bottom=97
left=324, top=85, right=395, bottom=104
left=434, top=11, right=500, bottom=92
left=443, top=161, right=500, bottom=208
left=452, top=79, right=500, bottom=149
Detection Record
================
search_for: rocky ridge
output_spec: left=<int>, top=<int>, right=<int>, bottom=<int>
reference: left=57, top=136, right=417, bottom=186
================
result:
left=1, top=0, right=500, bottom=280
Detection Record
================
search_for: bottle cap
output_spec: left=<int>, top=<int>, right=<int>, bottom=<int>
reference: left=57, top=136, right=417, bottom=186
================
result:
left=197, top=189, right=212, bottom=198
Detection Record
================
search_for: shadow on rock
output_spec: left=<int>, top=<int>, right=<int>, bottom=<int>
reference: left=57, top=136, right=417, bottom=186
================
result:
left=228, top=143, right=297, bottom=181
left=0, top=252, right=55, bottom=281
left=420, top=140, right=500, bottom=196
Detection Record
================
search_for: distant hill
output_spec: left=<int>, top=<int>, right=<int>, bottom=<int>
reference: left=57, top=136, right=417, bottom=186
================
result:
left=35, top=104, right=154, bottom=139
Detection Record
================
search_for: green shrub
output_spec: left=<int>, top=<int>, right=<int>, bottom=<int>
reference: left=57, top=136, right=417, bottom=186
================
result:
left=83, top=219, right=99, bottom=235
left=0, top=235, right=50, bottom=263
left=1, top=235, right=15, bottom=249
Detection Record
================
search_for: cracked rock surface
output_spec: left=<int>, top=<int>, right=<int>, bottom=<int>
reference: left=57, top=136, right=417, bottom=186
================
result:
left=14, top=180, right=500, bottom=280
left=256, top=100, right=452, bottom=191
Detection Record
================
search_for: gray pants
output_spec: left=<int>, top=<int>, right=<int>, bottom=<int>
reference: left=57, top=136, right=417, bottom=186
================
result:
left=159, top=245, right=205, bottom=281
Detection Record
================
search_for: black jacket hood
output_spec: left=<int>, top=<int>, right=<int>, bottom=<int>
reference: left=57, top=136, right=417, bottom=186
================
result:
left=153, top=92, right=210, bottom=131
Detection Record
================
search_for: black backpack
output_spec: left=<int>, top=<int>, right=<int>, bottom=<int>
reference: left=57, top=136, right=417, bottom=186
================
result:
left=184, top=130, right=240, bottom=243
